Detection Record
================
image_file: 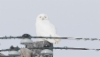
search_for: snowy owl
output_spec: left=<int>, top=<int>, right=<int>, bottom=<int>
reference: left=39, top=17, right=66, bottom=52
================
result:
left=35, top=14, right=61, bottom=44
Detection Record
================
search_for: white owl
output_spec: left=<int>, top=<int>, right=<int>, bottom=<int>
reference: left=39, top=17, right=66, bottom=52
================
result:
left=35, top=14, right=61, bottom=44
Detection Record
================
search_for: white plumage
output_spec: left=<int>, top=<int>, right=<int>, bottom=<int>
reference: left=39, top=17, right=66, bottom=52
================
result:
left=35, top=14, right=61, bottom=44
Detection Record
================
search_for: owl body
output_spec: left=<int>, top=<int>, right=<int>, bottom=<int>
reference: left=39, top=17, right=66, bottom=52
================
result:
left=35, top=14, right=60, bottom=44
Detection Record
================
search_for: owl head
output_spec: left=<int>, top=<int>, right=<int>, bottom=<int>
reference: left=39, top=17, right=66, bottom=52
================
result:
left=36, top=14, right=49, bottom=20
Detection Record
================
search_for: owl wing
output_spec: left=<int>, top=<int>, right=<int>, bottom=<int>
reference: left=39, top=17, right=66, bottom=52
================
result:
left=36, top=21, right=60, bottom=44
left=36, top=20, right=57, bottom=36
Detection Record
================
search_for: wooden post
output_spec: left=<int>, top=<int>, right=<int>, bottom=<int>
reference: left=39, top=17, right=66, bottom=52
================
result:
left=20, top=41, right=53, bottom=57
left=20, top=48, right=33, bottom=57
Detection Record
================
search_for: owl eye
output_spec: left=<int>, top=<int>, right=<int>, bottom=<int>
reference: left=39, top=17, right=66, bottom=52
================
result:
left=44, top=16, right=46, bottom=18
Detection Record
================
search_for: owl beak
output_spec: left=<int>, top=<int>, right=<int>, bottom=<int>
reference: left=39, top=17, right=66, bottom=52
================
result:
left=42, top=18, right=44, bottom=20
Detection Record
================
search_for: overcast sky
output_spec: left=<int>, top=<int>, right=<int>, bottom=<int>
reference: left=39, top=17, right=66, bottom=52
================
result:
left=0, top=0, right=100, bottom=57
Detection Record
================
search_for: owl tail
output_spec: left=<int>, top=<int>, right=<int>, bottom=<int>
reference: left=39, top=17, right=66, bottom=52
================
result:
left=54, top=34, right=61, bottom=44
left=38, top=35, right=61, bottom=44
left=46, top=34, right=61, bottom=44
